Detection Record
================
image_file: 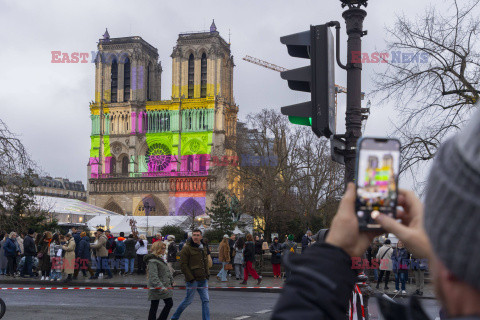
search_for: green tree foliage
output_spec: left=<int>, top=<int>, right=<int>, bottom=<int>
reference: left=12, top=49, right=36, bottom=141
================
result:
left=0, top=170, right=58, bottom=234
left=159, top=225, right=185, bottom=242
left=208, top=191, right=235, bottom=235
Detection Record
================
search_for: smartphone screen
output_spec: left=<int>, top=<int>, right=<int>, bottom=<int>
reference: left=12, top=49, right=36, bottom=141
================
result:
left=355, top=138, right=400, bottom=229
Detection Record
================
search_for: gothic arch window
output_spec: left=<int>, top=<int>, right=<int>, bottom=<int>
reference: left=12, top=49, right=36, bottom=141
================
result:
left=110, top=157, right=116, bottom=174
left=124, top=57, right=131, bottom=101
left=188, top=54, right=194, bottom=99
left=121, top=156, right=128, bottom=175
left=187, top=154, right=195, bottom=172
left=111, top=59, right=118, bottom=102
left=105, top=201, right=124, bottom=215
left=201, top=53, right=207, bottom=98
left=179, top=198, right=204, bottom=216
left=200, top=155, right=207, bottom=171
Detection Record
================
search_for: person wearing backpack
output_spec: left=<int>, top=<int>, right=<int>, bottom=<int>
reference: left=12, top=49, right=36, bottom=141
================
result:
left=282, top=235, right=297, bottom=281
left=105, top=230, right=116, bottom=262
left=114, top=232, right=126, bottom=275
left=124, top=234, right=136, bottom=276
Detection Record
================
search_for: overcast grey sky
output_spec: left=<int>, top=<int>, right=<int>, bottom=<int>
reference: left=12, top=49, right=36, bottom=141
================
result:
left=0, top=0, right=448, bottom=188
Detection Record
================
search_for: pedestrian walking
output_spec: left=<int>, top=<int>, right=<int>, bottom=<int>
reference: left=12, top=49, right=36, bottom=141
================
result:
left=233, top=237, right=244, bottom=280
left=166, top=235, right=177, bottom=276
left=392, top=240, right=409, bottom=294
left=241, top=234, right=262, bottom=285
left=136, top=234, right=148, bottom=274
left=62, top=233, right=76, bottom=283
left=371, top=239, right=381, bottom=281
left=412, top=253, right=427, bottom=296
left=3, top=232, right=19, bottom=277
left=376, top=239, right=393, bottom=290
left=49, top=233, right=63, bottom=281
left=90, top=228, right=113, bottom=279
left=301, top=230, right=312, bottom=253
left=114, top=232, right=126, bottom=275
left=282, top=235, right=297, bottom=280
left=75, top=232, right=94, bottom=278
left=216, top=235, right=230, bottom=282
left=270, top=237, right=282, bottom=278
left=124, top=234, right=136, bottom=275
left=38, top=231, right=52, bottom=280
left=20, top=228, right=36, bottom=278
left=0, top=232, right=8, bottom=275
left=254, top=235, right=264, bottom=275
left=171, top=229, right=210, bottom=320
left=145, top=241, right=174, bottom=320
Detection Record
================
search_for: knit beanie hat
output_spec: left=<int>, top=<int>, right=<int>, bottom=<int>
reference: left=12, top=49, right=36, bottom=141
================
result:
left=288, top=234, right=294, bottom=241
left=424, top=108, right=480, bottom=291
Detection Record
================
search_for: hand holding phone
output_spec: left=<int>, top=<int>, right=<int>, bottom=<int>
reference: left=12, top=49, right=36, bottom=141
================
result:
left=355, top=138, right=401, bottom=230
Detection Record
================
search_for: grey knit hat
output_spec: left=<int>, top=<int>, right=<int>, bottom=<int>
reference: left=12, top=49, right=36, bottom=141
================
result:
left=424, top=109, right=480, bottom=291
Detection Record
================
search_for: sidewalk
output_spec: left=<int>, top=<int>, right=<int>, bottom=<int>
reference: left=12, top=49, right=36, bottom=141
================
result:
left=0, top=273, right=435, bottom=297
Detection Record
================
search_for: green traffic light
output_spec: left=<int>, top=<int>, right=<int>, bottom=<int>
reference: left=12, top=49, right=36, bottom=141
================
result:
left=288, top=116, right=312, bottom=126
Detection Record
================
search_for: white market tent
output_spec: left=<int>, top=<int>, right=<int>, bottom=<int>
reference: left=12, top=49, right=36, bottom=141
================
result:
left=86, top=215, right=190, bottom=236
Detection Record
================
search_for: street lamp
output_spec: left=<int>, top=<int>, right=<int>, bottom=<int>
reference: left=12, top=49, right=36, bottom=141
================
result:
left=340, top=0, right=368, bottom=8
left=144, top=202, right=150, bottom=237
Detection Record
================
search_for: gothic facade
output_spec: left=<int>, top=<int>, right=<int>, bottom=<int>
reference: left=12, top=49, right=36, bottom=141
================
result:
left=87, top=22, right=238, bottom=217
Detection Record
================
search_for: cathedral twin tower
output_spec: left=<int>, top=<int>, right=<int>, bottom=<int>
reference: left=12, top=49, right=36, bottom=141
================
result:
left=87, top=21, right=238, bottom=217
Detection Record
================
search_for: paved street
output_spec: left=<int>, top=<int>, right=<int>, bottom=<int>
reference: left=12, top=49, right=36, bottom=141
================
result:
left=0, top=285, right=441, bottom=320
left=0, top=288, right=279, bottom=320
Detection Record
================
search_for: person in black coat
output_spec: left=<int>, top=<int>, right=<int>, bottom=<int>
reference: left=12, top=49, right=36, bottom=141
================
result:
left=75, top=232, right=94, bottom=278
left=20, top=229, right=36, bottom=278
left=269, top=237, right=282, bottom=278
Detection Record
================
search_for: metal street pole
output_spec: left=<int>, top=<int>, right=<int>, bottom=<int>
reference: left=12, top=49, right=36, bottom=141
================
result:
left=341, top=0, right=367, bottom=185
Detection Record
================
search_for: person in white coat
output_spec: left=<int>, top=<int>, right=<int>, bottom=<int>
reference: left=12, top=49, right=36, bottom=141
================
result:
left=135, top=234, right=148, bottom=274
left=376, top=239, right=393, bottom=290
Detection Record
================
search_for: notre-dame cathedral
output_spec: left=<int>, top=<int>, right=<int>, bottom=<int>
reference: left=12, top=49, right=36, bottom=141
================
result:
left=87, top=21, right=238, bottom=217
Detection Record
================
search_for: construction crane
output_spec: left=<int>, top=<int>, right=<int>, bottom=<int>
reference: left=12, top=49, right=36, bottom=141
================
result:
left=243, top=55, right=347, bottom=123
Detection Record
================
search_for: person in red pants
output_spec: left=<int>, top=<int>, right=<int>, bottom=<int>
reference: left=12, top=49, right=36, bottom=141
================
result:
left=269, top=237, right=282, bottom=278
left=240, top=234, right=262, bottom=285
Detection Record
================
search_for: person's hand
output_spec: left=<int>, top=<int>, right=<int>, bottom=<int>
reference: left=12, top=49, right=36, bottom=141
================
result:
left=373, top=189, right=433, bottom=259
left=326, top=183, right=380, bottom=257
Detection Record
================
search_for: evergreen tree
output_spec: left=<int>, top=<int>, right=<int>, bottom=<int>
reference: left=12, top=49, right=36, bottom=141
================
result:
left=208, top=191, right=235, bottom=235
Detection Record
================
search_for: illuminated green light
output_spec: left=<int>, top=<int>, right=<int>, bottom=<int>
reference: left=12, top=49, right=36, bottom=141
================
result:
left=288, top=116, right=312, bottom=126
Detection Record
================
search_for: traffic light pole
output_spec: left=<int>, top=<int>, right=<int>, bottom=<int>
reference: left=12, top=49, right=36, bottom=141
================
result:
left=342, top=6, right=367, bottom=186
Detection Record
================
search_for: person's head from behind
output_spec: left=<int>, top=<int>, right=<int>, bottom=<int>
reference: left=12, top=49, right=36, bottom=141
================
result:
left=51, top=233, right=60, bottom=244
left=28, top=228, right=34, bottom=236
left=246, top=234, right=253, bottom=242
left=192, top=229, right=202, bottom=244
left=119, top=232, right=124, bottom=237
left=422, top=108, right=480, bottom=316
left=139, top=234, right=146, bottom=241
left=384, top=239, right=391, bottom=245
left=151, top=241, right=166, bottom=256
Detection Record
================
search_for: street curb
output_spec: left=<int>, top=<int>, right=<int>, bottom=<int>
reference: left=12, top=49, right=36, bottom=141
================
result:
left=0, top=279, right=284, bottom=293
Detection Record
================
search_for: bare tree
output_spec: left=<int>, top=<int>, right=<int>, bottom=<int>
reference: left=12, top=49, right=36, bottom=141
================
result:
left=0, top=118, right=34, bottom=179
left=224, top=109, right=343, bottom=239
left=373, top=0, right=480, bottom=185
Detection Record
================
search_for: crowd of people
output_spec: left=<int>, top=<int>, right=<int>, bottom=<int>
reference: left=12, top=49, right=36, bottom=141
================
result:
left=0, top=228, right=179, bottom=283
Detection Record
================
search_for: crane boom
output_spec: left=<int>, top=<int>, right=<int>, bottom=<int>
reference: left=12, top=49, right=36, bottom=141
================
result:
left=242, top=55, right=347, bottom=93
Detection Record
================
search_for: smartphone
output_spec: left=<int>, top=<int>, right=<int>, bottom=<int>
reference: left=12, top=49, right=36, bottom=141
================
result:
left=355, top=137, right=401, bottom=230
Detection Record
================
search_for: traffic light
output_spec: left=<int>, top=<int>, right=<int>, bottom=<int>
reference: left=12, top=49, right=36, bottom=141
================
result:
left=280, top=24, right=336, bottom=138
